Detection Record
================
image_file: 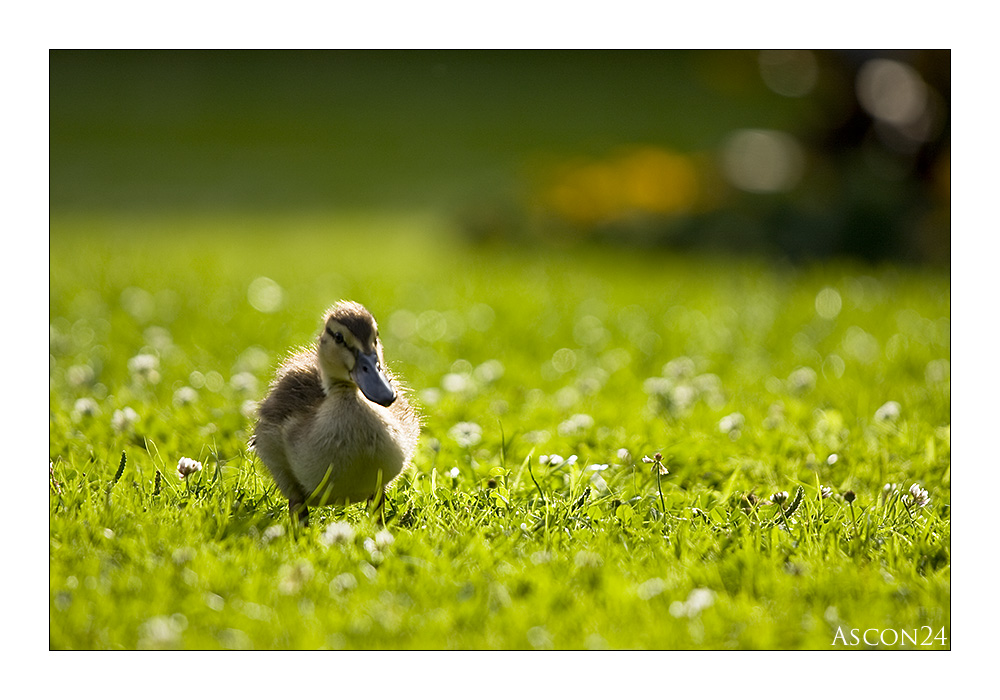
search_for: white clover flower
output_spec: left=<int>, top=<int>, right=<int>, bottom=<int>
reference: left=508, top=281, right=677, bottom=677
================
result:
left=882, top=482, right=901, bottom=502
left=330, top=572, right=357, bottom=593
left=670, top=588, right=716, bottom=618
left=111, top=407, right=139, bottom=433
left=530, top=550, right=552, bottom=566
left=718, top=412, right=745, bottom=434
left=643, top=376, right=673, bottom=397
left=523, top=430, right=550, bottom=444
left=663, top=356, right=696, bottom=378
left=589, top=473, right=609, bottom=492
left=447, top=466, right=460, bottom=479
left=925, top=358, right=950, bottom=384
left=138, top=615, right=184, bottom=650
left=670, top=384, right=697, bottom=411
left=473, top=359, right=505, bottom=384
left=143, top=326, right=173, bottom=350
left=642, top=453, right=668, bottom=475
left=539, top=454, right=576, bottom=468
left=875, top=400, right=902, bottom=422
left=449, top=421, right=482, bottom=448
left=320, top=521, right=355, bottom=546
left=128, top=353, right=159, bottom=374
left=637, top=577, right=668, bottom=601
left=72, top=397, right=100, bottom=421
left=827, top=453, right=839, bottom=465
left=573, top=550, right=603, bottom=569
left=819, top=485, right=833, bottom=499
left=67, top=364, right=96, bottom=387
left=128, top=353, right=161, bottom=384
left=558, top=413, right=595, bottom=436
left=693, top=372, right=724, bottom=396
left=687, top=588, right=715, bottom=613
left=588, top=463, right=610, bottom=472
left=172, top=386, right=198, bottom=406
left=526, top=626, right=553, bottom=650
left=787, top=366, right=817, bottom=395
left=230, top=371, right=259, bottom=394
left=50, top=461, right=63, bottom=494
left=374, top=530, right=395, bottom=550
left=277, top=561, right=314, bottom=596
left=770, top=491, right=789, bottom=505
left=362, top=538, right=386, bottom=565
left=441, top=373, right=472, bottom=393
left=262, top=524, right=285, bottom=543
left=176, top=457, right=203, bottom=479
left=907, top=483, right=931, bottom=508
left=616, top=448, right=632, bottom=464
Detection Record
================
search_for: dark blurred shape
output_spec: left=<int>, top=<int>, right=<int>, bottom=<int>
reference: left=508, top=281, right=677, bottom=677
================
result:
left=50, top=50, right=949, bottom=264
left=511, top=50, right=949, bottom=264
left=811, top=50, right=950, bottom=264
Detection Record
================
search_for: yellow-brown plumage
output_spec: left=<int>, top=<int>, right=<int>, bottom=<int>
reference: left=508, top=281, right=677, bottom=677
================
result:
left=251, top=301, right=420, bottom=524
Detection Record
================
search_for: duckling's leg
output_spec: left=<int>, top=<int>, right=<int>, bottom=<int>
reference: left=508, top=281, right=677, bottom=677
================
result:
left=369, top=489, right=387, bottom=526
left=289, top=496, right=309, bottom=527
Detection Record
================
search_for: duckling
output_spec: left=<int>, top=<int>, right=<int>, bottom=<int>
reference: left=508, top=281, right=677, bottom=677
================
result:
left=252, top=301, right=420, bottom=525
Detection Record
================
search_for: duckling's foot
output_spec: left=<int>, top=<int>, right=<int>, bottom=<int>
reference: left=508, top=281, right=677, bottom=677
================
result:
left=368, top=491, right=388, bottom=525
left=289, top=498, right=309, bottom=527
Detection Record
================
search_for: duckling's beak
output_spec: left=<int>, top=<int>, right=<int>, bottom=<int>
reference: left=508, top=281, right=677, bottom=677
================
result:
left=352, top=351, right=396, bottom=407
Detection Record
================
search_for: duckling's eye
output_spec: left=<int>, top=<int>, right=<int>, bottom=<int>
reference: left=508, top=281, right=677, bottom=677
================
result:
left=326, top=328, right=345, bottom=345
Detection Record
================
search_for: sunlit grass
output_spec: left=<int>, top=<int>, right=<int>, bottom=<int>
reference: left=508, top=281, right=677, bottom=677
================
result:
left=49, top=211, right=950, bottom=649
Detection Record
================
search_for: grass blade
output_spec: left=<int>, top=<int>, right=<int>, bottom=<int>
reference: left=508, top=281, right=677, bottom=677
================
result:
left=112, top=451, right=126, bottom=488
left=783, top=486, right=804, bottom=519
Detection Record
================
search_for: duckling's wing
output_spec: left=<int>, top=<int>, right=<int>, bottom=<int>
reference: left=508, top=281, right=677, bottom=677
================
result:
left=253, top=350, right=325, bottom=502
left=257, top=351, right=326, bottom=425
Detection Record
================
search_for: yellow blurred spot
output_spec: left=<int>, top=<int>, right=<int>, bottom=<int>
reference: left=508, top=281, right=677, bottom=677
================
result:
left=619, top=148, right=700, bottom=214
left=542, top=146, right=702, bottom=226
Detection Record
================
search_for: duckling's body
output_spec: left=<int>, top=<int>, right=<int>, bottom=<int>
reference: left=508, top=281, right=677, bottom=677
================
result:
left=252, top=301, right=419, bottom=524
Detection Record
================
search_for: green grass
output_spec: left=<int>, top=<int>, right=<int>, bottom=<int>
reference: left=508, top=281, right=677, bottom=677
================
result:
left=49, top=211, right=950, bottom=649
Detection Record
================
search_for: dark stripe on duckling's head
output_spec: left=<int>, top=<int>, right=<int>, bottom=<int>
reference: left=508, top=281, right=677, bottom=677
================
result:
left=320, top=301, right=395, bottom=406
left=324, top=301, right=378, bottom=349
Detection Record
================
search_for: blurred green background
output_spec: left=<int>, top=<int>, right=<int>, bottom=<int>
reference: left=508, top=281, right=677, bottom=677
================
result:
left=50, top=49, right=949, bottom=263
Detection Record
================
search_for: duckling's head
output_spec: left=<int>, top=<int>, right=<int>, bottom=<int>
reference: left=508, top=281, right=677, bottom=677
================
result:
left=316, top=301, right=396, bottom=407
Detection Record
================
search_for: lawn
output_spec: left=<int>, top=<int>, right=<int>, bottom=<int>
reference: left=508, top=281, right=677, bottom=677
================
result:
left=49, top=211, right=950, bottom=649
